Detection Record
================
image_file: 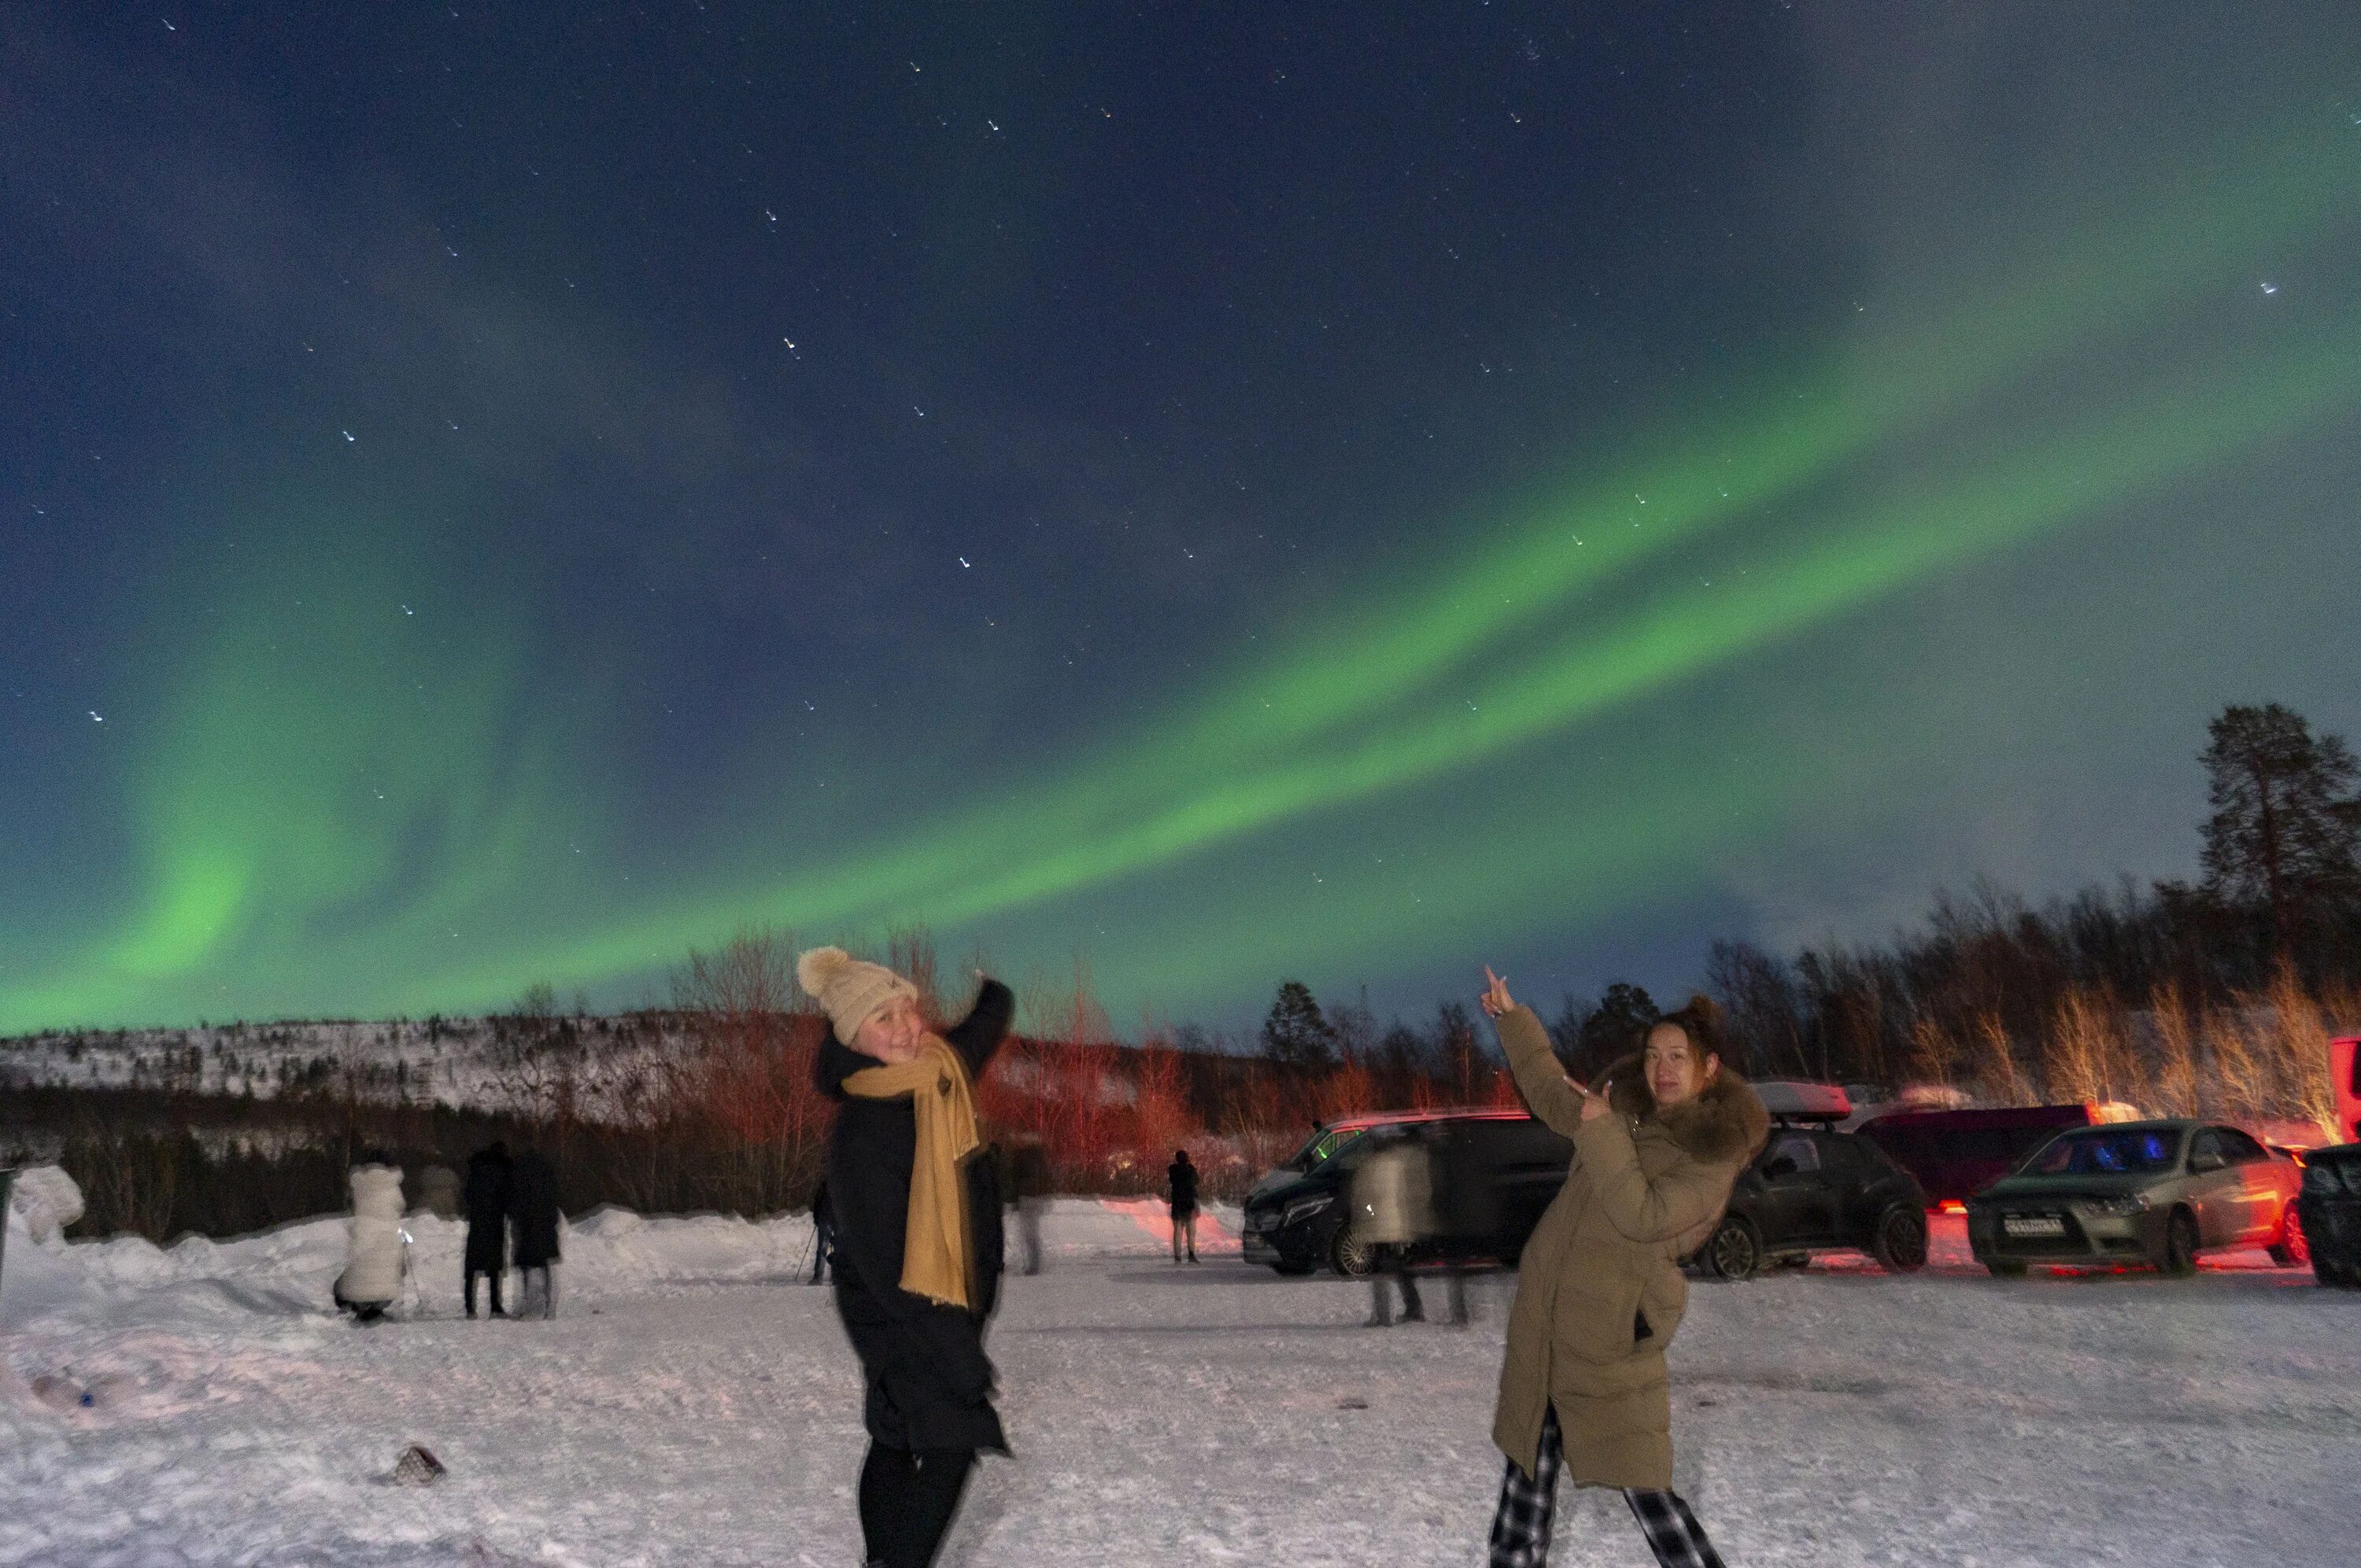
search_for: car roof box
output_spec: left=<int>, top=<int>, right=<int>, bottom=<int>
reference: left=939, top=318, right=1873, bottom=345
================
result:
left=1751, top=1079, right=1852, bottom=1121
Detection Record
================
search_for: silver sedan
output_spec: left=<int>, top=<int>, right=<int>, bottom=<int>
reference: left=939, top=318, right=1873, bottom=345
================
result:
left=1966, top=1120, right=2304, bottom=1277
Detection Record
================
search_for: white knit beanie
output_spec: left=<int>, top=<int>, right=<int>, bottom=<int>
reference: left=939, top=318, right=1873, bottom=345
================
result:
left=796, top=946, right=918, bottom=1047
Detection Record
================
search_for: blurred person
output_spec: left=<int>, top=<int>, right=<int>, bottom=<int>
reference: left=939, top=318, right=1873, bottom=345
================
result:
left=805, top=947, right=1014, bottom=1568
left=809, top=1176, right=837, bottom=1285
left=1352, top=1126, right=1433, bottom=1326
left=1166, top=1147, right=1201, bottom=1264
left=509, top=1144, right=562, bottom=1319
left=1421, top=1120, right=1480, bottom=1326
left=1010, top=1138, right=1049, bottom=1275
left=415, top=1163, right=462, bottom=1221
left=1477, top=968, right=1767, bottom=1568
left=331, top=1150, right=404, bottom=1323
left=463, top=1140, right=512, bottom=1319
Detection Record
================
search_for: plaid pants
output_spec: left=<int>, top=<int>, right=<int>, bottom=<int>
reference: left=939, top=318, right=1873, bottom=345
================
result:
left=1487, top=1405, right=1727, bottom=1568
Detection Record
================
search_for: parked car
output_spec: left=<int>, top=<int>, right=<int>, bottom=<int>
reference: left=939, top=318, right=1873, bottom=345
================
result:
left=2296, top=1141, right=2361, bottom=1289
left=1239, top=1109, right=1569, bottom=1276
left=1965, top=1120, right=2305, bottom=1277
left=1858, top=1103, right=2118, bottom=1206
left=1692, top=1119, right=1931, bottom=1280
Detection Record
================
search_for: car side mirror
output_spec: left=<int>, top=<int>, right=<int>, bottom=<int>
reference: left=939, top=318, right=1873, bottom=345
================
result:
left=2188, top=1150, right=2223, bottom=1174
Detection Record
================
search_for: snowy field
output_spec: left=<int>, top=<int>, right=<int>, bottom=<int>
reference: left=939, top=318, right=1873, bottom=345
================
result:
left=4, top=1186, right=2355, bottom=1568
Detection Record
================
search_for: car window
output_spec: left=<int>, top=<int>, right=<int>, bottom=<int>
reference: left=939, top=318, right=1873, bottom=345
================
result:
left=1816, top=1134, right=1866, bottom=1176
left=2029, top=1128, right=2179, bottom=1175
left=1292, top=1127, right=1367, bottom=1170
left=2189, top=1128, right=2228, bottom=1167
left=2215, top=1128, right=2269, bottom=1164
left=1761, top=1133, right=1820, bottom=1177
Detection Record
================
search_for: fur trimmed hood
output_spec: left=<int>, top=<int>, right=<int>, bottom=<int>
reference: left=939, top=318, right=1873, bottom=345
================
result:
left=1599, top=1053, right=1770, bottom=1165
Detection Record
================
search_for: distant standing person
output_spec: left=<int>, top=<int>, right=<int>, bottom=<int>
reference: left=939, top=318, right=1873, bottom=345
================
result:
left=332, top=1152, right=405, bottom=1323
left=1010, top=1139, right=1049, bottom=1275
left=805, top=947, right=1014, bottom=1568
left=509, top=1145, right=562, bottom=1319
left=1477, top=968, right=1766, bottom=1568
left=809, top=1177, right=836, bottom=1286
left=463, top=1140, right=512, bottom=1319
left=1166, top=1148, right=1201, bottom=1264
left=1351, top=1129, right=1432, bottom=1325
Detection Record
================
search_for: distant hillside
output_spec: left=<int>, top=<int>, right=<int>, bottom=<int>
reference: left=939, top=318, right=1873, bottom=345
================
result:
left=0, top=1013, right=692, bottom=1122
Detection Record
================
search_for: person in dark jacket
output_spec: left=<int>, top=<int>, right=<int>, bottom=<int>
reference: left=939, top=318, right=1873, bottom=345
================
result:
left=462, top=1141, right=512, bottom=1319
left=803, top=946, right=1014, bottom=1568
left=809, top=1177, right=837, bottom=1286
left=508, top=1146, right=562, bottom=1319
left=1009, top=1139, right=1048, bottom=1276
left=1166, top=1148, right=1201, bottom=1264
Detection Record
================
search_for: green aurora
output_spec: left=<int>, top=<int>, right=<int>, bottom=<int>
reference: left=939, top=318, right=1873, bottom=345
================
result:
left=6, top=86, right=2358, bottom=1032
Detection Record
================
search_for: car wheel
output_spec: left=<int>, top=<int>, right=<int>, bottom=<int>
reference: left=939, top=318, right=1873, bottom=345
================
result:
left=1704, top=1217, right=1761, bottom=1281
left=1985, top=1260, right=2027, bottom=1278
left=1873, top=1204, right=1930, bottom=1273
left=2160, top=1208, right=2200, bottom=1277
left=1331, top=1228, right=1377, bottom=1278
left=2267, top=1208, right=2309, bottom=1268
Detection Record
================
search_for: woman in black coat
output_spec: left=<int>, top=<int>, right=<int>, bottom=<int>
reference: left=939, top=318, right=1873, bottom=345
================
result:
left=462, top=1142, right=512, bottom=1318
left=806, top=949, right=1012, bottom=1568
left=508, top=1146, right=562, bottom=1319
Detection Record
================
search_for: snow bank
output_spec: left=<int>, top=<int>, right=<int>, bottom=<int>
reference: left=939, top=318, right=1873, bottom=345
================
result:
left=5, top=1163, right=83, bottom=1242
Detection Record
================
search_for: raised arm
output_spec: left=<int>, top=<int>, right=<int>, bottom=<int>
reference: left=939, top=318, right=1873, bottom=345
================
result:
left=1493, top=1005, right=1589, bottom=1140
left=945, top=976, right=1014, bottom=1077
left=1572, top=1112, right=1738, bottom=1245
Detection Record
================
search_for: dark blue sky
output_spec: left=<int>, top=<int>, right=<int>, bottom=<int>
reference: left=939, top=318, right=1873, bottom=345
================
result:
left=5, top=4, right=2359, bottom=1032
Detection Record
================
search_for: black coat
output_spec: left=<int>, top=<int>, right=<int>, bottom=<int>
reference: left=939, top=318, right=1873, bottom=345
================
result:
left=508, top=1149, right=563, bottom=1268
left=815, top=980, right=1013, bottom=1454
left=1167, top=1157, right=1199, bottom=1216
left=462, top=1145, right=512, bottom=1272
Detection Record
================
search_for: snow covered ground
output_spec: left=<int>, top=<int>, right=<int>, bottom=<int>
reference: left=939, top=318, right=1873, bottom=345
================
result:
left=4, top=1184, right=2354, bottom=1567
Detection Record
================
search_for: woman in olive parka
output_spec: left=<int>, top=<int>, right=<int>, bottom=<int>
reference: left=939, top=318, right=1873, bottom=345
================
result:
left=1477, top=968, right=1768, bottom=1568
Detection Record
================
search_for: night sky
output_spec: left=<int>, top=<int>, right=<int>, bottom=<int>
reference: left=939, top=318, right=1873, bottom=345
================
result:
left=6, top=5, right=2359, bottom=1035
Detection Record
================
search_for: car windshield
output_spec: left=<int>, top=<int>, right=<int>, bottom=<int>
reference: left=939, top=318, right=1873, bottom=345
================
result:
left=1284, top=1126, right=1367, bottom=1171
left=2025, top=1128, right=2181, bottom=1176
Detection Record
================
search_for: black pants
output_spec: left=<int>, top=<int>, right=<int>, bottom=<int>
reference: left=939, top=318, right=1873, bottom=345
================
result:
left=858, top=1441, right=975, bottom=1568
left=464, top=1267, right=504, bottom=1316
left=811, top=1217, right=836, bottom=1284
left=1368, top=1248, right=1423, bottom=1323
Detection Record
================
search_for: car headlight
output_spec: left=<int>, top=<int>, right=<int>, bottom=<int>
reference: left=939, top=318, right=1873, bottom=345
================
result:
left=2084, top=1193, right=2152, bottom=1217
left=1281, top=1194, right=1335, bottom=1227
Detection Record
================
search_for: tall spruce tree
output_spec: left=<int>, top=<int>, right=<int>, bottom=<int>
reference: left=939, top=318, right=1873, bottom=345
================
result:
left=2198, top=703, right=2361, bottom=953
left=1261, top=980, right=1338, bottom=1075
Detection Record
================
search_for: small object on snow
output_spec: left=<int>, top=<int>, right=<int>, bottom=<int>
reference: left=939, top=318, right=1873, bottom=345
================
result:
left=393, top=1444, right=448, bottom=1485
left=1336, top=1396, right=1368, bottom=1410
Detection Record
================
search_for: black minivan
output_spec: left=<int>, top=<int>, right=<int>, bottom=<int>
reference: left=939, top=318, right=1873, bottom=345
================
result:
left=1239, top=1109, right=1572, bottom=1276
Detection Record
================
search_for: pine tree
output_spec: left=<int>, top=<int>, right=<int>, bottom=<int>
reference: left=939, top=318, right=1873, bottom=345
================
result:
left=1261, top=980, right=1337, bottom=1075
left=1574, top=982, right=1661, bottom=1077
left=2199, top=703, right=2361, bottom=954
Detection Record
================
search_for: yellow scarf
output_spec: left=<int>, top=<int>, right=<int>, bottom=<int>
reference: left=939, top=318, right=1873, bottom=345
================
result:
left=842, top=1035, right=980, bottom=1309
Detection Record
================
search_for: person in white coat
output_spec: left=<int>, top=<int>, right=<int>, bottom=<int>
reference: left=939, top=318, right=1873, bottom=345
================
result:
left=332, top=1157, right=405, bottom=1323
left=1352, top=1128, right=1435, bottom=1326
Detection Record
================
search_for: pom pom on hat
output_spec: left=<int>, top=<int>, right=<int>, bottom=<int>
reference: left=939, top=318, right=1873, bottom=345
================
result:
left=797, top=946, right=918, bottom=1047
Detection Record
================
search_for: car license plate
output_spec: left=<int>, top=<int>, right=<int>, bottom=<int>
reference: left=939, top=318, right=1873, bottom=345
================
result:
left=2004, top=1215, right=2066, bottom=1238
